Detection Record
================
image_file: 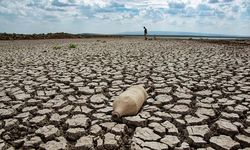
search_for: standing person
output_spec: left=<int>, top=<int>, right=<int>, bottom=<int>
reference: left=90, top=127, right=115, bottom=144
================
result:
left=143, top=26, right=147, bottom=40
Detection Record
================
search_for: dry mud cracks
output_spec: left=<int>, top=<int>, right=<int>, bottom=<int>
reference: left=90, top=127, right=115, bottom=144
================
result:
left=0, top=39, right=250, bottom=150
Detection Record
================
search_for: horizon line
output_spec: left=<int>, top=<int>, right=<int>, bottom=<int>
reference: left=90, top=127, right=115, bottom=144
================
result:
left=1, top=31, right=250, bottom=38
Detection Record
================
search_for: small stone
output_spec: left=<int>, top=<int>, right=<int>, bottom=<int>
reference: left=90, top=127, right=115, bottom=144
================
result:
left=174, top=92, right=193, bottom=99
left=246, top=115, right=250, bottom=124
left=91, top=103, right=105, bottom=109
left=12, top=138, right=25, bottom=147
left=0, top=108, right=16, bottom=119
left=196, top=102, right=213, bottom=108
left=58, top=105, right=74, bottom=114
left=59, top=78, right=71, bottom=84
left=134, top=127, right=161, bottom=141
left=73, top=76, right=84, bottom=82
left=201, top=97, right=215, bottom=103
left=138, top=111, right=151, bottom=119
left=210, top=135, right=240, bottom=150
left=233, top=121, right=244, bottom=129
left=143, top=105, right=160, bottom=112
left=90, top=94, right=107, bottom=104
left=131, top=137, right=144, bottom=147
left=148, top=122, right=166, bottom=135
left=185, top=115, right=208, bottom=125
left=111, top=124, right=127, bottom=134
left=2, top=134, right=11, bottom=141
left=30, top=115, right=47, bottom=126
left=196, top=147, right=215, bottom=150
left=161, top=121, right=179, bottom=135
left=104, top=133, right=119, bottom=149
left=186, top=125, right=211, bottom=138
left=100, top=122, right=116, bottom=131
left=14, top=93, right=30, bottom=101
left=0, top=141, right=7, bottom=150
left=170, top=113, right=183, bottom=120
left=213, top=120, right=238, bottom=135
left=148, top=116, right=163, bottom=122
left=235, top=134, right=250, bottom=147
left=131, top=142, right=142, bottom=150
left=231, top=95, right=244, bottom=101
left=155, top=87, right=172, bottom=94
left=35, top=125, right=60, bottom=140
left=72, top=106, right=81, bottom=114
left=52, top=100, right=67, bottom=109
left=239, top=148, right=250, bottom=150
left=15, top=112, right=31, bottom=119
left=0, top=128, right=4, bottom=135
left=90, top=124, right=102, bottom=135
left=96, top=136, right=104, bottom=149
left=22, top=106, right=38, bottom=113
left=50, top=113, right=68, bottom=125
left=123, top=115, right=147, bottom=127
left=174, top=118, right=186, bottom=127
left=92, top=113, right=111, bottom=121
left=163, top=104, right=174, bottom=110
left=177, top=99, right=192, bottom=106
left=188, top=136, right=207, bottom=147
left=196, top=108, right=215, bottom=117
left=196, top=90, right=212, bottom=96
left=234, top=105, right=249, bottom=113
left=243, top=127, right=250, bottom=136
left=39, top=136, right=67, bottom=150
left=66, top=128, right=86, bottom=140
left=61, top=88, right=75, bottom=95
left=4, top=118, right=19, bottom=130
left=75, top=135, right=94, bottom=149
left=23, top=136, right=42, bottom=148
left=27, top=99, right=42, bottom=106
left=37, top=91, right=45, bottom=96
left=219, top=99, right=236, bottom=106
left=142, top=141, right=168, bottom=150
left=66, top=114, right=90, bottom=128
left=221, top=112, right=239, bottom=120
left=43, top=99, right=66, bottom=109
left=175, top=142, right=190, bottom=150
left=170, top=105, right=190, bottom=114
left=155, top=94, right=173, bottom=104
left=97, top=107, right=113, bottom=113
left=160, top=135, right=180, bottom=148
left=37, top=109, right=53, bottom=115
left=44, top=90, right=56, bottom=96
left=78, top=86, right=94, bottom=94
left=72, top=95, right=87, bottom=105
left=80, top=106, right=93, bottom=114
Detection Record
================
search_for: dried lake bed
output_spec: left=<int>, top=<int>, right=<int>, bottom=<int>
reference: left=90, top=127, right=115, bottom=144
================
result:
left=0, top=38, right=250, bottom=149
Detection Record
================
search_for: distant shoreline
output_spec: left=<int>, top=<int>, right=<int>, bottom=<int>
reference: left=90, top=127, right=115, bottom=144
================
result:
left=0, top=32, right=250, bottom=40
left=122, top=35, right=250, bottom=40
left=0, top=32, right=119, bottom=40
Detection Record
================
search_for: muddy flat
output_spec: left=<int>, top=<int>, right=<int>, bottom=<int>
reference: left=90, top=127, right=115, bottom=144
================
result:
left=0, top=38, right=250, bottom=149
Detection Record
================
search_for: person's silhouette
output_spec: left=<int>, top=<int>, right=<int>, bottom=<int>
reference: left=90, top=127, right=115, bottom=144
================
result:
left=143, top=26, right=147, bottom=40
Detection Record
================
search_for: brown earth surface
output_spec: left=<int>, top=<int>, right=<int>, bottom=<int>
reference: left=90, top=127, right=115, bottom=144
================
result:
left=0, top=38, right=250, bottom=150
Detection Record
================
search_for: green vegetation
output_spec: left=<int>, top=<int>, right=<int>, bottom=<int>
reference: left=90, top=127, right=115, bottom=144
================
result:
left=69, top=43, right=77, bottom=49
left=53, top=45, right=62, bottom=50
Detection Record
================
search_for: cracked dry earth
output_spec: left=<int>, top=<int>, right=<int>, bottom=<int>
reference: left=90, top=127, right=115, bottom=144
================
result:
left=0, top=38, right=250, bottom=150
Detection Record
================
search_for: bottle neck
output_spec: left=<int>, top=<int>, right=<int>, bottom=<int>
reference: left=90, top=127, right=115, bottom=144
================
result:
left=112, top=111, right=121, bottom=120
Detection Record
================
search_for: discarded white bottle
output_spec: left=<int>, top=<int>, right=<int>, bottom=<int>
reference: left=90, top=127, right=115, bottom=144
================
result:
left=112, top=85, right=148, bottom=119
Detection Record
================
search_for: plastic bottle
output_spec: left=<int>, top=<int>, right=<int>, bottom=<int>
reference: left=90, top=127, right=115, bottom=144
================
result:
left=112, top=85, right=148, bottom=119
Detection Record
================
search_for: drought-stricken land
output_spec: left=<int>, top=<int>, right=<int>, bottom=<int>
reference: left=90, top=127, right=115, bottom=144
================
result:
left=0, top=38, right=250, bottom=150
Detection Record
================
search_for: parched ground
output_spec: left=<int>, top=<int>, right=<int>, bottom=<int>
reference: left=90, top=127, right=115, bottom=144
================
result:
left=0, top=38, right=250, bottom=150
